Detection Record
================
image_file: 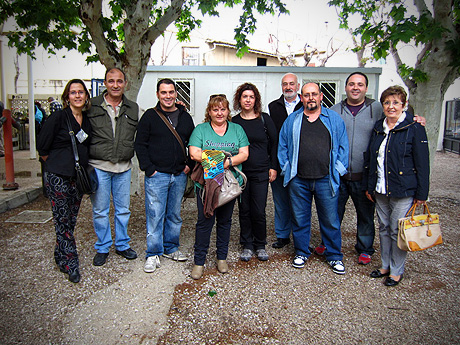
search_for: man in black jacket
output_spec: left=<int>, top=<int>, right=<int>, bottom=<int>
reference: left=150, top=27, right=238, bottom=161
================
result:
left=268, top=73, right=303, bottom=249
left=134, top=78, right=195, bottom=273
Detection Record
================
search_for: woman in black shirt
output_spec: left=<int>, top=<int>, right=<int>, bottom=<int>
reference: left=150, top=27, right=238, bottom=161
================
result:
left=232, top=83, right=278, bottom=262
left=37, top=79, right=92, bottom=283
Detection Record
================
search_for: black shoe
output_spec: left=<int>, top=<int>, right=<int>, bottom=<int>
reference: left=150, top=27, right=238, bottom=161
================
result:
left=69, top=270, right=80, bottom=283
left=93, top=252, right=109, bottom=266
left=115, top=248, right=137, bottom=260
left=370, top=269, right=390, bottom=278
left=384, top=275, right=403, bottom=287
left=272, top=238, right=290, bottom=248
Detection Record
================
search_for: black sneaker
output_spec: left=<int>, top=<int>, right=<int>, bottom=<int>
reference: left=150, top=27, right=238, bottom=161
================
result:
left=272, top=238, right=290, bottom=248
left=93, top=252, right=109, bottom=266
left=115, top=248, right=138, bottom=260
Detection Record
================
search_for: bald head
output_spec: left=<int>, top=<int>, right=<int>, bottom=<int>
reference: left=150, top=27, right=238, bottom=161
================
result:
left=301, top=83, right=323, bottom=113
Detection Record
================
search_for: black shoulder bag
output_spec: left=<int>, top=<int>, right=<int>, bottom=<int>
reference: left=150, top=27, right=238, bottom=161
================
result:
left=66, top=115, right=97, bottom=196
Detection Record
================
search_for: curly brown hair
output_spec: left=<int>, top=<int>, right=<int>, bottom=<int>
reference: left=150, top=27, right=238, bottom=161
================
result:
left=204, top=95, right=232, bottom=122
left=232, top=83, right=262, bottom=115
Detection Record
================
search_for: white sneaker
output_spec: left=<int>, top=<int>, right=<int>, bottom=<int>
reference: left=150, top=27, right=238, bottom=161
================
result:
left=328, top=260, right=345, bottom=275
left=163, top=250, right=188, bottom=262
left=144, top=255, right=161, bottom=273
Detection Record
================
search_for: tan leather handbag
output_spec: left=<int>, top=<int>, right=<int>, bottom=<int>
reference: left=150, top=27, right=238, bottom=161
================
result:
left=397, top=202, right=443, bottom=252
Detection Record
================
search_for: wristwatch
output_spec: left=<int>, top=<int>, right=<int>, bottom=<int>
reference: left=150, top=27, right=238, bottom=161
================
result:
left=227, top=156, right=233, bottom=167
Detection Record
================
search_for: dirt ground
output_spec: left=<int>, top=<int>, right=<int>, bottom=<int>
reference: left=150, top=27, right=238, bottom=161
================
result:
left=0, top=152, right=459, bottom=344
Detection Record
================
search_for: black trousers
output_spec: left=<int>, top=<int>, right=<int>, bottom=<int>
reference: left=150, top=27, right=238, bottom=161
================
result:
left=238, top=172, right=269, bottom=251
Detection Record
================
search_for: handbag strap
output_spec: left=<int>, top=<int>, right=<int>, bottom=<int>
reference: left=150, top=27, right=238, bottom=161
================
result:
left=155, top=106, right=187, bottom=160
left=65, top=114, right=81, bottom=169
left=405, top=201, right=431, bottom=220
left=232, top=165, right=247, bottom=190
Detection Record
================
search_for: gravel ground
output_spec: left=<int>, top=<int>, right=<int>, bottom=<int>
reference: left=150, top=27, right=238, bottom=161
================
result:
left=0, top=152, right=459, bottom=344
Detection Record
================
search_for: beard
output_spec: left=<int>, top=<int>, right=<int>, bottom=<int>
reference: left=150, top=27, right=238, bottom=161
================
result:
left=283, top=89, right=296, bottom=99
left=306, top=102, right=318, bottom=111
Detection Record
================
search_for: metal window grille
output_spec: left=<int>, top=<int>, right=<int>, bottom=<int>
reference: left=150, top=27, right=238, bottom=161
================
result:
left=319, top=82, right=337, bottom=108
left=301, top=80, right=338, bottom=108
left=171, top=78, right=195, bottom=116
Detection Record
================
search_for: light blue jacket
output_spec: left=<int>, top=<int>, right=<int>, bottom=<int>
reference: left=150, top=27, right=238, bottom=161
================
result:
left=278, top=106, right=349, bottom=196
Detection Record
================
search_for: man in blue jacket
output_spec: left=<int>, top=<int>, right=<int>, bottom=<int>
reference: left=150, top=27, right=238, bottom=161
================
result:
left=278, top=83, right=349, bottom=274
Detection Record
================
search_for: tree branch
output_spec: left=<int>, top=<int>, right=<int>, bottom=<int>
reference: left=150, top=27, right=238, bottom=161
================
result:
left=145, top=0, right=186, bottom=45
left=413, top=0, right=431, bottom=18
left=79, top=0, right=120, bottom=67
left=390, top=44, right=416, bottom=90
left=415, top=42, right=431, bottom=67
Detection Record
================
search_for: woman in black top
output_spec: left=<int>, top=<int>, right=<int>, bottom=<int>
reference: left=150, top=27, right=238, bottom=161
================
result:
left=37, top=79, right=92, bottom=283
left=232, top=83, right=278, bottom=261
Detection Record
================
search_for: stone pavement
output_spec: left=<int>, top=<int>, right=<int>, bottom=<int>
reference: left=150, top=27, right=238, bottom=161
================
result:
left=0, top=149, right=43, bottom=213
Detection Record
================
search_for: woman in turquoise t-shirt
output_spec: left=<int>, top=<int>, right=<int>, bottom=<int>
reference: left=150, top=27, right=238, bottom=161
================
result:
left=189, top=95, right=249, bottom=279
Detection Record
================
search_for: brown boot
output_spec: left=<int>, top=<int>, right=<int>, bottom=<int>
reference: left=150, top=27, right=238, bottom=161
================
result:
left=191, top=265, right=204, bottom=280
left=217, top=260, right=228, bottom=274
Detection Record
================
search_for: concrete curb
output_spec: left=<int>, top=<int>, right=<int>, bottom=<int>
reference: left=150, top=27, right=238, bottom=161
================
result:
left=0, top=186, right=42, bottom=214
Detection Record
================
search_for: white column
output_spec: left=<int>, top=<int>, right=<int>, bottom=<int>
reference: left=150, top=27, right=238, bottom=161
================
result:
left=27, top=55, right=36, bottom=159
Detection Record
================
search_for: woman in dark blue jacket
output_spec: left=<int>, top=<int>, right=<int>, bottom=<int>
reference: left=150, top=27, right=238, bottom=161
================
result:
left=364, top=85, right=429, bottom=287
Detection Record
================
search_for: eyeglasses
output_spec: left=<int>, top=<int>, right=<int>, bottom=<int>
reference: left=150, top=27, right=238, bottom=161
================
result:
left=383, top=101, right=404, bottom=107
left=209, top=94, right=227, bottom=101
left=69, top=91, right=86, bottom=96
left=303, top=92, right=320, bottom=99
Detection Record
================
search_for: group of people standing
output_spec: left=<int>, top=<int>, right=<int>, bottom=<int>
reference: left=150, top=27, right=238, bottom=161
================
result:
left=37, top=68, right=429, bottom=288
left=270, top=72, right=429, bottom=286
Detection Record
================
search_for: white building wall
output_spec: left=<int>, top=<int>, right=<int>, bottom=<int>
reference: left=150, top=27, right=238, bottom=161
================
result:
left=138, top=66, right=382, bottom=124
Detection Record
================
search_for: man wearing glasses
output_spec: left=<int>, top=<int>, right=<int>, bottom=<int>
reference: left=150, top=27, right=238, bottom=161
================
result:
left=278, top=83, right=349, bottom=275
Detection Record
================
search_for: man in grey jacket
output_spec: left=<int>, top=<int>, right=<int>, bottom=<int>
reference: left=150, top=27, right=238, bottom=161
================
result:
left=316, top=72, right=423, bottom=265
left=88, top=67, right=139, bottom=266
left=328, top=72, right=380, bottom=265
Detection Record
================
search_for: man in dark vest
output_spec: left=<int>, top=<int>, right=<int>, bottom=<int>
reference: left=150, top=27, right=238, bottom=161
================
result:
left=88, top=67, right=139, bottom=266
left=268, top=73, right=303, bottom=249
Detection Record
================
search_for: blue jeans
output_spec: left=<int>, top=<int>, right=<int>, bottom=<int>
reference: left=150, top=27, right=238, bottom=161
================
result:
left=90, top=168, right=132, bottom=253
left=375, top=194, right=413, bottom=276
left=338, top=179, right=376, bottom=255
left=144, top=172, right=187, bottom=258
left=289, top=175, right=343, bottom=261
left=271, top=175, right=293, bottom=240
left=194, top=189, right=236, bottom=266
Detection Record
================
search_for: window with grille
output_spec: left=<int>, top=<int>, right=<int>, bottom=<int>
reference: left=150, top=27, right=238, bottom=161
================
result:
left=166, top=78, right=195, bottom=116
left=319, top=82, right=337, bottom=108
left=301, top=80, right=338, bottom=108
